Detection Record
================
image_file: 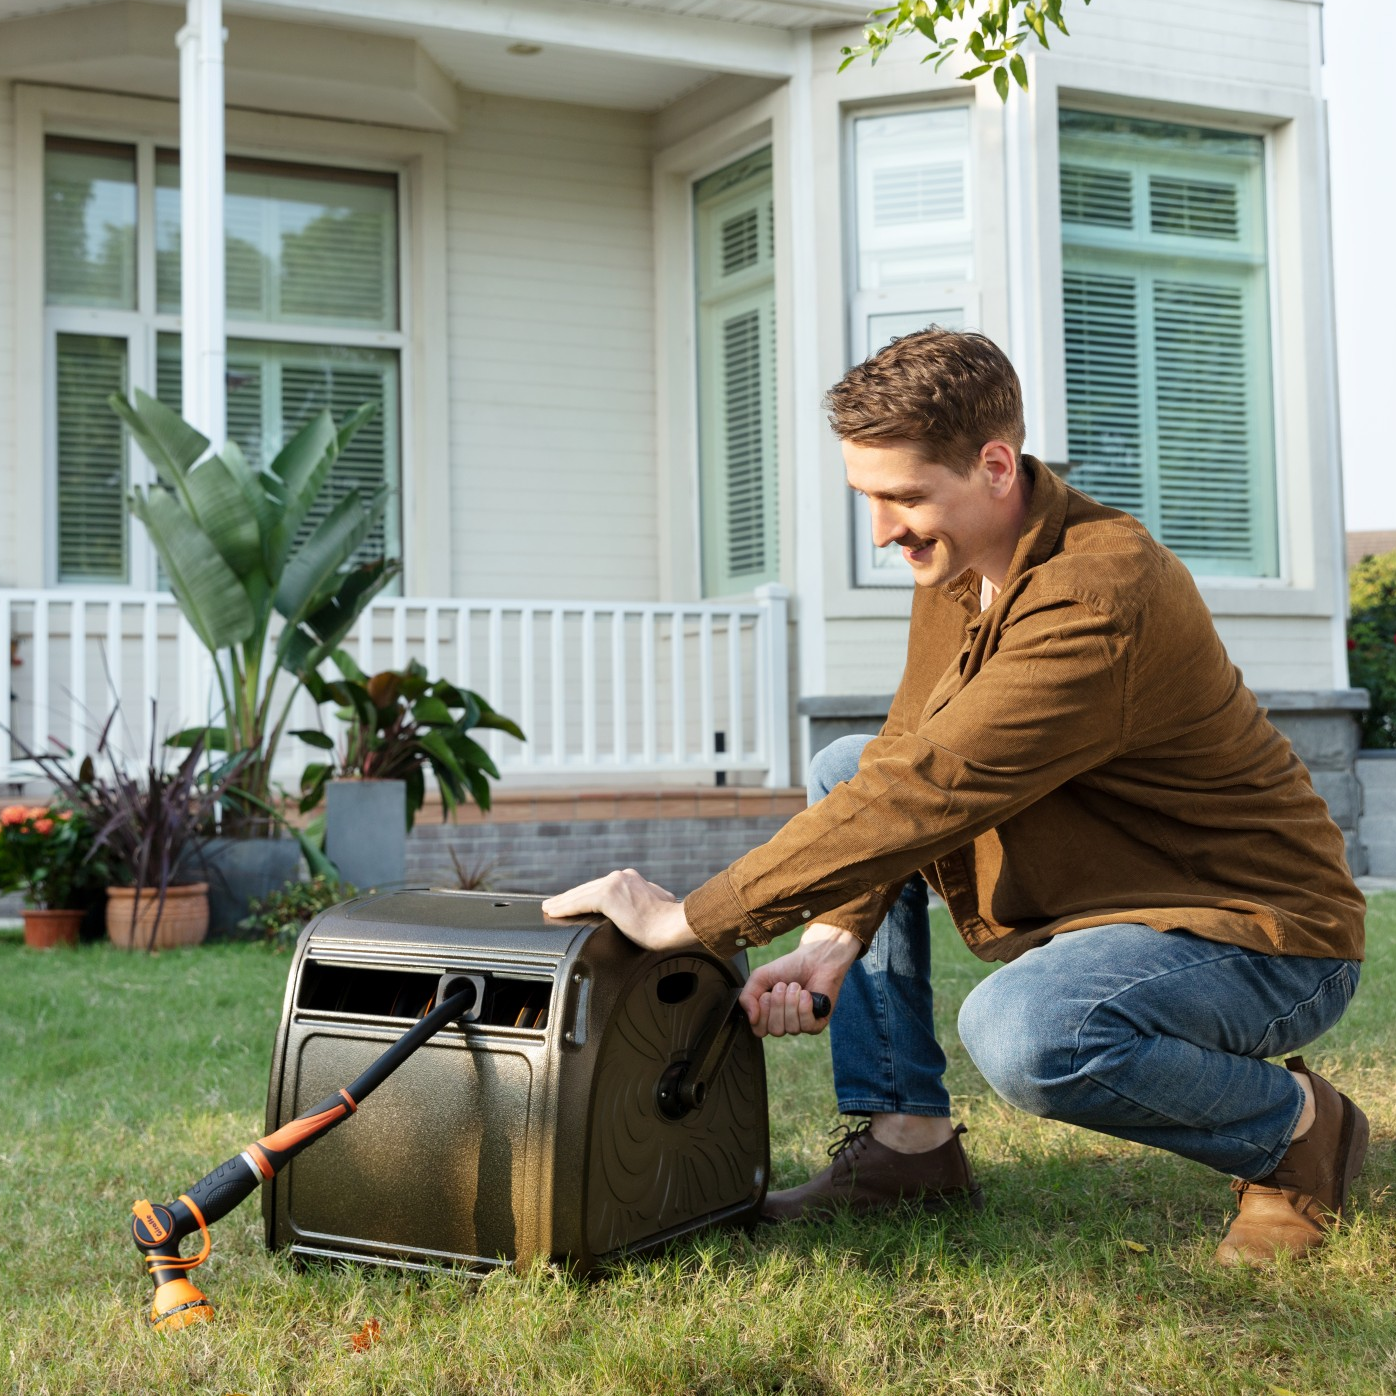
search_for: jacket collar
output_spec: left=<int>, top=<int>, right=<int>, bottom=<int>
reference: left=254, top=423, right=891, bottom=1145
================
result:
left=946, top=456, right=1069, bottom=621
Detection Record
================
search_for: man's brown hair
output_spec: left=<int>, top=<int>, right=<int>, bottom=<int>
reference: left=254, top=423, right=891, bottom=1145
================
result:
left=824, top=327, right=1026, bottom=475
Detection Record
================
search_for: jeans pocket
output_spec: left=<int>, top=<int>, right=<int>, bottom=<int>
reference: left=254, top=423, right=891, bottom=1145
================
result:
left=1250, top=961, right=1359, bottom=1060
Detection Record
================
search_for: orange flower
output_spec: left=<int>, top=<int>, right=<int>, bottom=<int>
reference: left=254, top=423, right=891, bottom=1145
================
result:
left=25, top=806, right=48, bottom=821
left=58, top=810, right=73, bottom=821
left=0, top=806, right=25, bottom=826
left=32, top=818, right=54, bottom=835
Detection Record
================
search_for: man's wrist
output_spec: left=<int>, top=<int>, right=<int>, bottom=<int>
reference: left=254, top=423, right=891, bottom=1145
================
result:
left=801, top=921, right=863, bottom=964
left=662, top=899, right=700, bottom=950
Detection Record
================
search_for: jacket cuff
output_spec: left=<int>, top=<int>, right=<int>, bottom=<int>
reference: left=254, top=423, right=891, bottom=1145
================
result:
left=683, top=870, right=771, bottom=960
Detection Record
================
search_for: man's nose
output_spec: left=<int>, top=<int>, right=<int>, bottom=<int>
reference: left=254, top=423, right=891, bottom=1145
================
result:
left=867, top=500, right=900, bottom=549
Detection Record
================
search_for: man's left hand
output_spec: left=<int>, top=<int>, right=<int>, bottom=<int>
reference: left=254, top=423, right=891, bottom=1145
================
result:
left=541, top=869, right=698, bottom=952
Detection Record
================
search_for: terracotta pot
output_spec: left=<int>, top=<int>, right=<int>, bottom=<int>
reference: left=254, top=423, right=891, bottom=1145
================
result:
left=23, top=907, right=83, bottom=949
left=106, top=882, right=210, bottom=951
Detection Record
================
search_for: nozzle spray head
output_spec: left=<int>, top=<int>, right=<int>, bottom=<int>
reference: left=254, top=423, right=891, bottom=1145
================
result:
left=132, top=1197, right=214, bottom=1329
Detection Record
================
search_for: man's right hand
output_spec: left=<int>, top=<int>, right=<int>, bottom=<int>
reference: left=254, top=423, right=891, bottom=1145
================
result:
left=739, top=923, right=862, bottom=1038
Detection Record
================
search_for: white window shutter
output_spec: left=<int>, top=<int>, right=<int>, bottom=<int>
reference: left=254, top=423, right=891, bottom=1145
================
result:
left=55, top=334, right=129, bottom=582
left=695, top=151, right=778, bottom=597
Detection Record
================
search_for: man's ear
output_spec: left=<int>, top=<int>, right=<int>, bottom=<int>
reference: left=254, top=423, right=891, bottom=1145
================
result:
left=979, top=440, right=1020, bottom=497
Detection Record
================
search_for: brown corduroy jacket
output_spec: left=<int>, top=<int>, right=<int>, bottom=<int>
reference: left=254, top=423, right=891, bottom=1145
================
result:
left=684, top=459, right=1365, bottom=965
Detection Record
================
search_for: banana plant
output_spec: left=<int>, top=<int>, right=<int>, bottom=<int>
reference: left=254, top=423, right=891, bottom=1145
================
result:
left=110, top=389, right=401, bottom=832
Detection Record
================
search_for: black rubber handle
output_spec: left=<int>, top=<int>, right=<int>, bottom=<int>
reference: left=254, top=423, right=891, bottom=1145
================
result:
left=185, top=1155, right=261, bottom=1226
left=810, top=992, right=832, bottom=1019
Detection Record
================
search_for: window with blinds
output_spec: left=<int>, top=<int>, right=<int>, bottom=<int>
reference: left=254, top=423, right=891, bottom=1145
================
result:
left=155, top=336, right=400, bottom=565
left=694, top=149, right=778, bottom=598
left=1058, top=110, right=1277, bottom=578
left=43, top=135, right=403, bottom=586
left=850, top=105, right=977, bottom=587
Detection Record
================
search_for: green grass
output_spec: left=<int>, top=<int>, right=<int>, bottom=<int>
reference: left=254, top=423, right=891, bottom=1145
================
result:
left=2, top=899, right=1394, bottom=1396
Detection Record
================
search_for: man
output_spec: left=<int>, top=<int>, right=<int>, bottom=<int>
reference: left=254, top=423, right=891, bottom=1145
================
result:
left=542, top=328, right=1366, bottom=1266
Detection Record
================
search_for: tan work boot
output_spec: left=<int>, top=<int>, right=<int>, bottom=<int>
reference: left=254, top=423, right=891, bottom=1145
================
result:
left=1215, top=1056, right=1369, bottom=1267
left=762, top=1119, right=985, bottom=1222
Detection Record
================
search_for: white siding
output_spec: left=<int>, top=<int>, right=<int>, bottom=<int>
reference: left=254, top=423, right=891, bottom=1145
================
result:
left=1214, top=614, right=1336, bottom=692
left=0, top=81, right=13, bottom=587
left=445, top=94, right=659, bottom=601
left=825, top=613, right=1336, bottom=699
left=1058, top=0, right=1315, bottom=93
left=825, top=617, right=913, bottom=697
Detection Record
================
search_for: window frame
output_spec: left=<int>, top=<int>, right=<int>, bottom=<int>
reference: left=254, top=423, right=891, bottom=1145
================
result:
left=14, top=83, right=450, bottom=595
left=1023, top=66, right=1337, bottom=623
left=843, top=97, right=982, bottom=589
left=1056, top=106, right=1281, bottom=582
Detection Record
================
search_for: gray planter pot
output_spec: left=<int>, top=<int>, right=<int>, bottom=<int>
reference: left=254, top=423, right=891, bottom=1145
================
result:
left=197, top=836, right=305, bottom=939
left=326, top=779, right=407, bottom=893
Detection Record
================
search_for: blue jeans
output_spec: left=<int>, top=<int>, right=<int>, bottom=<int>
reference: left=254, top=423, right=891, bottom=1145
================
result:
left=812, top=735, right=1362, bottom=1179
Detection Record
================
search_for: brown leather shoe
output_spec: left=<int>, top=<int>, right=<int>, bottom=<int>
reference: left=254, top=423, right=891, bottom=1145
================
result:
left=1215, top=1056, right=1369, bottom=1267
left=762, top=1119, right=985, bottom=1222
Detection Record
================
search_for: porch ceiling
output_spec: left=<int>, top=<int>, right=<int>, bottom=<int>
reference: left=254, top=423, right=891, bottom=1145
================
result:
left=0, top=0, right=869, bottom=111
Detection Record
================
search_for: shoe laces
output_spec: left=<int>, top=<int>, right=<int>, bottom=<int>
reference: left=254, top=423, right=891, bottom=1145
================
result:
left=826, top=1118, right=874, bottom=1161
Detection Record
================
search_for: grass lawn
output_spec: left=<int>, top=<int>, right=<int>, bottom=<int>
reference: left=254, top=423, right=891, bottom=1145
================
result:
left=2, top=897, right=1393, bottom=1396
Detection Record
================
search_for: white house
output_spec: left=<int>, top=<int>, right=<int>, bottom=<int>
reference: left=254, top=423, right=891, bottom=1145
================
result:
left=0, top=0, right=1364, bottom=869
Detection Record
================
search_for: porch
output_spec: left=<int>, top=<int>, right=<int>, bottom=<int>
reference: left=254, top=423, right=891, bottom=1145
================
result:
left=1, top=585, right=795, bottom=790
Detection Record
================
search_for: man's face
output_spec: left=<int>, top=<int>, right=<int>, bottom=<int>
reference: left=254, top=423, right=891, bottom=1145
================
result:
left=842, top=438, right=1017, bottom=588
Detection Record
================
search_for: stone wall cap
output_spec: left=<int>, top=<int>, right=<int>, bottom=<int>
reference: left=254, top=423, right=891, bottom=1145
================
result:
left=1253, top=688, right=1369, bottom=712
left=798, top=694, right=895, bottom=718
left=800, top=688, right=1369, bottom=718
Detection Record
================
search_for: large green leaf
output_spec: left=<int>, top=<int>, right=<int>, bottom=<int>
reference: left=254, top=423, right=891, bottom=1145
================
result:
left=219, top=439, right=278, bottom=542
left=129, top=487, right=254, bottom=650
left=183, top=454, right=263, bottom=579
left=276, top=558, right=399, bottom=678
left=265, top=411, right=338, bottom=570
left=110, top=390, right=208, bottom=491
left=274, top=487, right=385, bottom=624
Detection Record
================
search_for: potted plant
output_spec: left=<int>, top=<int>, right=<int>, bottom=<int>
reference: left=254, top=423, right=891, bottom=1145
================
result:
left=108, top=390, right=400, bottom=929
left=0, top=802, right=106, bottom=948
left=21, top=714, right=241, bottom=951
left=296, top=653, right=523, bottom=890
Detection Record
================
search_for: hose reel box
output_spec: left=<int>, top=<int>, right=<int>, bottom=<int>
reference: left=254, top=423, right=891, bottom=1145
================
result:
left=262, top=889, right=768, bottom=1276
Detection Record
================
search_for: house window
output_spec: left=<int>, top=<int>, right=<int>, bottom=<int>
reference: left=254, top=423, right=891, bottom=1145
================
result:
left=849, top=105, right=976, bottom=587
left=1058, top=110, right=1277, bottom=578
left=694, top=147, right=777, bottom=598
left=43, top=136, right=403, bottom=586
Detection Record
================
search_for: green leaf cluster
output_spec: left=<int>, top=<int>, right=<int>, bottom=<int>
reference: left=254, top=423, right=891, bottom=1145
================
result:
left=237, top=874, right=358, bottom=950
left=838, top=0, right=1086, bottom=98
left=1348, top=551, right=1396, bottom=748
left=294, top=653, right=526, bottom=831
left=111, top=390, right=401, bottom=830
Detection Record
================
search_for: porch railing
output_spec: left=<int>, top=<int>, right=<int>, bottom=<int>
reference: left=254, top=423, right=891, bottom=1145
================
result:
left=0, top=586, right=791, bottom=790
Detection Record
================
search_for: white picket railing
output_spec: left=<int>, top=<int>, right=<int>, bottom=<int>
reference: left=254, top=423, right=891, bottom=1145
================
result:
left=0, top=586, right=791, bottom=789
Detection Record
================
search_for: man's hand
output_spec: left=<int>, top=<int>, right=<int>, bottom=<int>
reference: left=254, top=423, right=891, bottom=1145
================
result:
left=740, top=923, right=862, bottom=1038
left=541, top=869, right=698, bottom=952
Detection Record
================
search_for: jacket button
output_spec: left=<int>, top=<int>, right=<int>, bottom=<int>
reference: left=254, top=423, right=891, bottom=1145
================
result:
left=735, top=937, right=747, bottom=948
left=801, top=910, right=812, bottom=920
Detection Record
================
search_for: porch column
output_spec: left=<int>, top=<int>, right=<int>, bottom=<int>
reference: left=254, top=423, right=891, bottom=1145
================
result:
left=785, top=31, right=826, bottom=776
left=177, top=0, right=226, bottom=448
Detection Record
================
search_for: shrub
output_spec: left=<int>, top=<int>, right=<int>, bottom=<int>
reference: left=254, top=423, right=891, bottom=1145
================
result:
left=0, top=803, right=105, bottom=909
left=1348, top=551, right=1396, bottom=748
left=238, top=876, right=358, bottom=950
